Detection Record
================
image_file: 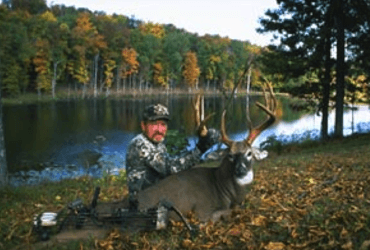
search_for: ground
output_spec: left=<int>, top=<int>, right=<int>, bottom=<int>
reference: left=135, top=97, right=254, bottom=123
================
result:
left=1, top=133, right=370, bottom=249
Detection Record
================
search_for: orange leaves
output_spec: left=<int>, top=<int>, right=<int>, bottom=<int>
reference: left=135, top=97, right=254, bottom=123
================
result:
left=183, top=51, right=200, bottom=88
left=71, top=13, right=107, bottom=66
left=121, top=48, right=139, bottom=78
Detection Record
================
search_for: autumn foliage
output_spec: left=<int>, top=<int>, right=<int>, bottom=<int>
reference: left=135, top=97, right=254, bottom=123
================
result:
left=153, top=62, right=168, bottom=87
left=139, top=22, right=165, bottom=38
left=183, top=52, right=200, bottom=88
left=121, top=48, right=139, bottom=78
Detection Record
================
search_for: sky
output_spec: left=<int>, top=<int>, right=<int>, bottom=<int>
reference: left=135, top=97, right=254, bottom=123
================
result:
left=47, top=0, right=279, bottom=47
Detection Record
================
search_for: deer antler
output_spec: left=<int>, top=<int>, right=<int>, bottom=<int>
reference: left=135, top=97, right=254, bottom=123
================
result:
left=220, top=110, right=233, bottom=147
left=220, top=81, right=277, bottom=146
left=193, top=95, right=215, bottom=137
left=245, top=81, right=277, bottom=145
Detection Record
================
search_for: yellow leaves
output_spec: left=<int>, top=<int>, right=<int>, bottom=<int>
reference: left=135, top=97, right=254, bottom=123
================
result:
left=183, top=51, right=200, bottom=87
left=139, top=22, right=165, bottom=38
left=40, top=10, right=57, bottom=22
left=103, top=59, right=116, bottom=88
left=264, top=242, right=286, bottom=250
left=209, top=55, right=221, bottom=63
left=251, top=215, right=268, bottom=226
left=153, top=62, right=168, bottom=87
left=95, top=239, right=114, bottom=250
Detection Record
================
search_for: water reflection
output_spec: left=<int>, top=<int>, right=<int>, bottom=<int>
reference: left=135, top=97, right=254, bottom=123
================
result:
left=3, top=96, right=370, bottom=186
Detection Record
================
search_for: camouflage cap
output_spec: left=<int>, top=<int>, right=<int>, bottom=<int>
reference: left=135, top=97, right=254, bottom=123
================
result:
left=142, top=104, right=170, bottom=122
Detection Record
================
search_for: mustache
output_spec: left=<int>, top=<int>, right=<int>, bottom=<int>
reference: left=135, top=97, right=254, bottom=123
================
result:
left=153, top=132, right=165, bottom=137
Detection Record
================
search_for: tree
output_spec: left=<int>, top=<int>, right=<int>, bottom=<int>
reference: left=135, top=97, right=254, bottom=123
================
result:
left=5, top=0, right=47, bottom=14
left=162, top=31, right=191, bottom=87
left=0, top=7, right=33, bottom=96
left=183, top=51, right=200, bottom=89
left=121, top=47, right=139, bottom=90
left=103, top=58, right=116, bottom=96
left=69, top=12, right=106, bottom=98
left=153, top=62, right=167, bottom=87
left=258, top=0, right=370, bottom=139
left=0, top=57, right=7, bottom=187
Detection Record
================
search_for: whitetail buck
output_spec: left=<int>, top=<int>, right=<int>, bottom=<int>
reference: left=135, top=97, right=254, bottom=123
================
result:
left=133, top=82, right=277, bottom=222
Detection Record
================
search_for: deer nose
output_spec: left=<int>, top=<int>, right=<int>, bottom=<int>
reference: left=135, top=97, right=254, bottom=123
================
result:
left=235, top=160, right=250, bottom=178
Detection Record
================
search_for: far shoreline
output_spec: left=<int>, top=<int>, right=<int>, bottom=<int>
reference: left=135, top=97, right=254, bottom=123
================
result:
left=1, top=87, right=291, bottom=106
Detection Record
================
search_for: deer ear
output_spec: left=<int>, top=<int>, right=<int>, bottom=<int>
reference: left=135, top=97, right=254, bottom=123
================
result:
left=251, top=148, right=268, bottom=161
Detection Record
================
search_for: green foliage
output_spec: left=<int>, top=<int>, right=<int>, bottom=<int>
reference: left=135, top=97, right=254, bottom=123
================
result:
left=2, top=63, right=22, bottom=96
left=165, top=129, right=189, bottom=155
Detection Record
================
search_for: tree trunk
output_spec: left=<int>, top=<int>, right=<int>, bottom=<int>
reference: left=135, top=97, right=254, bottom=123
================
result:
left=94, top=53, right=99, bottom=98
left=334, top=0, right=345, bottom=138
left=0, top=59, right=8, bottom=187
left=116, top=66, right=120, bottom=93
left=52, top=61, right=59, bottom=99
left=37, top=84, right=41, bottom=99
left=82, top=84, right=86, bottom=99
left=99, top=64, right=104, bottom=93
left=247, top=67, right=252, bottom=90
left=321, top=34, right=331, bottom=140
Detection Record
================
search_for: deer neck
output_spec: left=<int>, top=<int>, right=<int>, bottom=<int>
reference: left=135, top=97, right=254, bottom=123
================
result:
left=213, top=158, right=241, bottom=206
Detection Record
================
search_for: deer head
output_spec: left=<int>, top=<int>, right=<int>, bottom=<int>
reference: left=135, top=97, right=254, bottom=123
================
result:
left=220, top=81, right=277, bottom=185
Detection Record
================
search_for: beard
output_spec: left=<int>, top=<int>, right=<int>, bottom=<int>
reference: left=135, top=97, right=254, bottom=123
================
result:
left=150, top=132, right=165, bottom=143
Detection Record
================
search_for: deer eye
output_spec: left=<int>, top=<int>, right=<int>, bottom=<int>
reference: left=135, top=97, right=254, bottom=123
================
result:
left=245, top=151, right=253, bottom=160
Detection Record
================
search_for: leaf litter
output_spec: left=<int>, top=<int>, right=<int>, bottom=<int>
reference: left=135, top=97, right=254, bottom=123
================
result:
left=2, top=134, right=370, bottom=249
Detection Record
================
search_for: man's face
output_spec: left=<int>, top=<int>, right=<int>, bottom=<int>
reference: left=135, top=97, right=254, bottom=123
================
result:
left=141, top=120, right=168, bottom=143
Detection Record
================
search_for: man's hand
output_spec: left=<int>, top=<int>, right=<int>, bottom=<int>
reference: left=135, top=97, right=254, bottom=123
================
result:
left=193, top=95, right=215, bottom=137
left=192, top=95, right=219, bottom=153
left=197, top=128, right=220, bottom=154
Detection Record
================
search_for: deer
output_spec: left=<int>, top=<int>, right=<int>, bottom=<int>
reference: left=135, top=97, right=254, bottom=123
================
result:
left=130, top=82, right=277, bottom=222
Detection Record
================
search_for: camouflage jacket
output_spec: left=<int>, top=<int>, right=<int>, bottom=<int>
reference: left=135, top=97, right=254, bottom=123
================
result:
left=126, top=133, right=202, bottom=195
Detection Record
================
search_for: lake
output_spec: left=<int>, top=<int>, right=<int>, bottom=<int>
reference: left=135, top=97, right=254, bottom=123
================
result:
left=4, top=95, right=370, bottom=186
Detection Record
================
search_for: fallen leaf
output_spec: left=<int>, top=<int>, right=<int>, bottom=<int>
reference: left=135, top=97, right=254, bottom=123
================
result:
left=251, top=215, right=268, bottom=226
left=265, top=242, right=286, bottom=250
left=360, top=240, right=370, bottom=250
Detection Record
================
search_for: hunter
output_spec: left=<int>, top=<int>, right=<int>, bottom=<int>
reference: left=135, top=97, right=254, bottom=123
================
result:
left=125, top=103, right=219, bottom=198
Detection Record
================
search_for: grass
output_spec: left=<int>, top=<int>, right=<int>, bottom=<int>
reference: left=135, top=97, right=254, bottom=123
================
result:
left=2, top=133, right=370, bottom=249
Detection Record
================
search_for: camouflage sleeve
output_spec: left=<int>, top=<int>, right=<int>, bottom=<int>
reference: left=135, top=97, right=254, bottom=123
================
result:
left=164, top=146, right=202, bottom=174
left=138, top=143, right=202, bottom=176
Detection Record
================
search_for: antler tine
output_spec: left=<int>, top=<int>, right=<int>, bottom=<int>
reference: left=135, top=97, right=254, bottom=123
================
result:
left=192, top=95, right=201, bottom=127
left=193, top=94, right=215, bottom=137
left=221, top=110, right=233, bottom=147
left=245, top=81, right=277, bottom=145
